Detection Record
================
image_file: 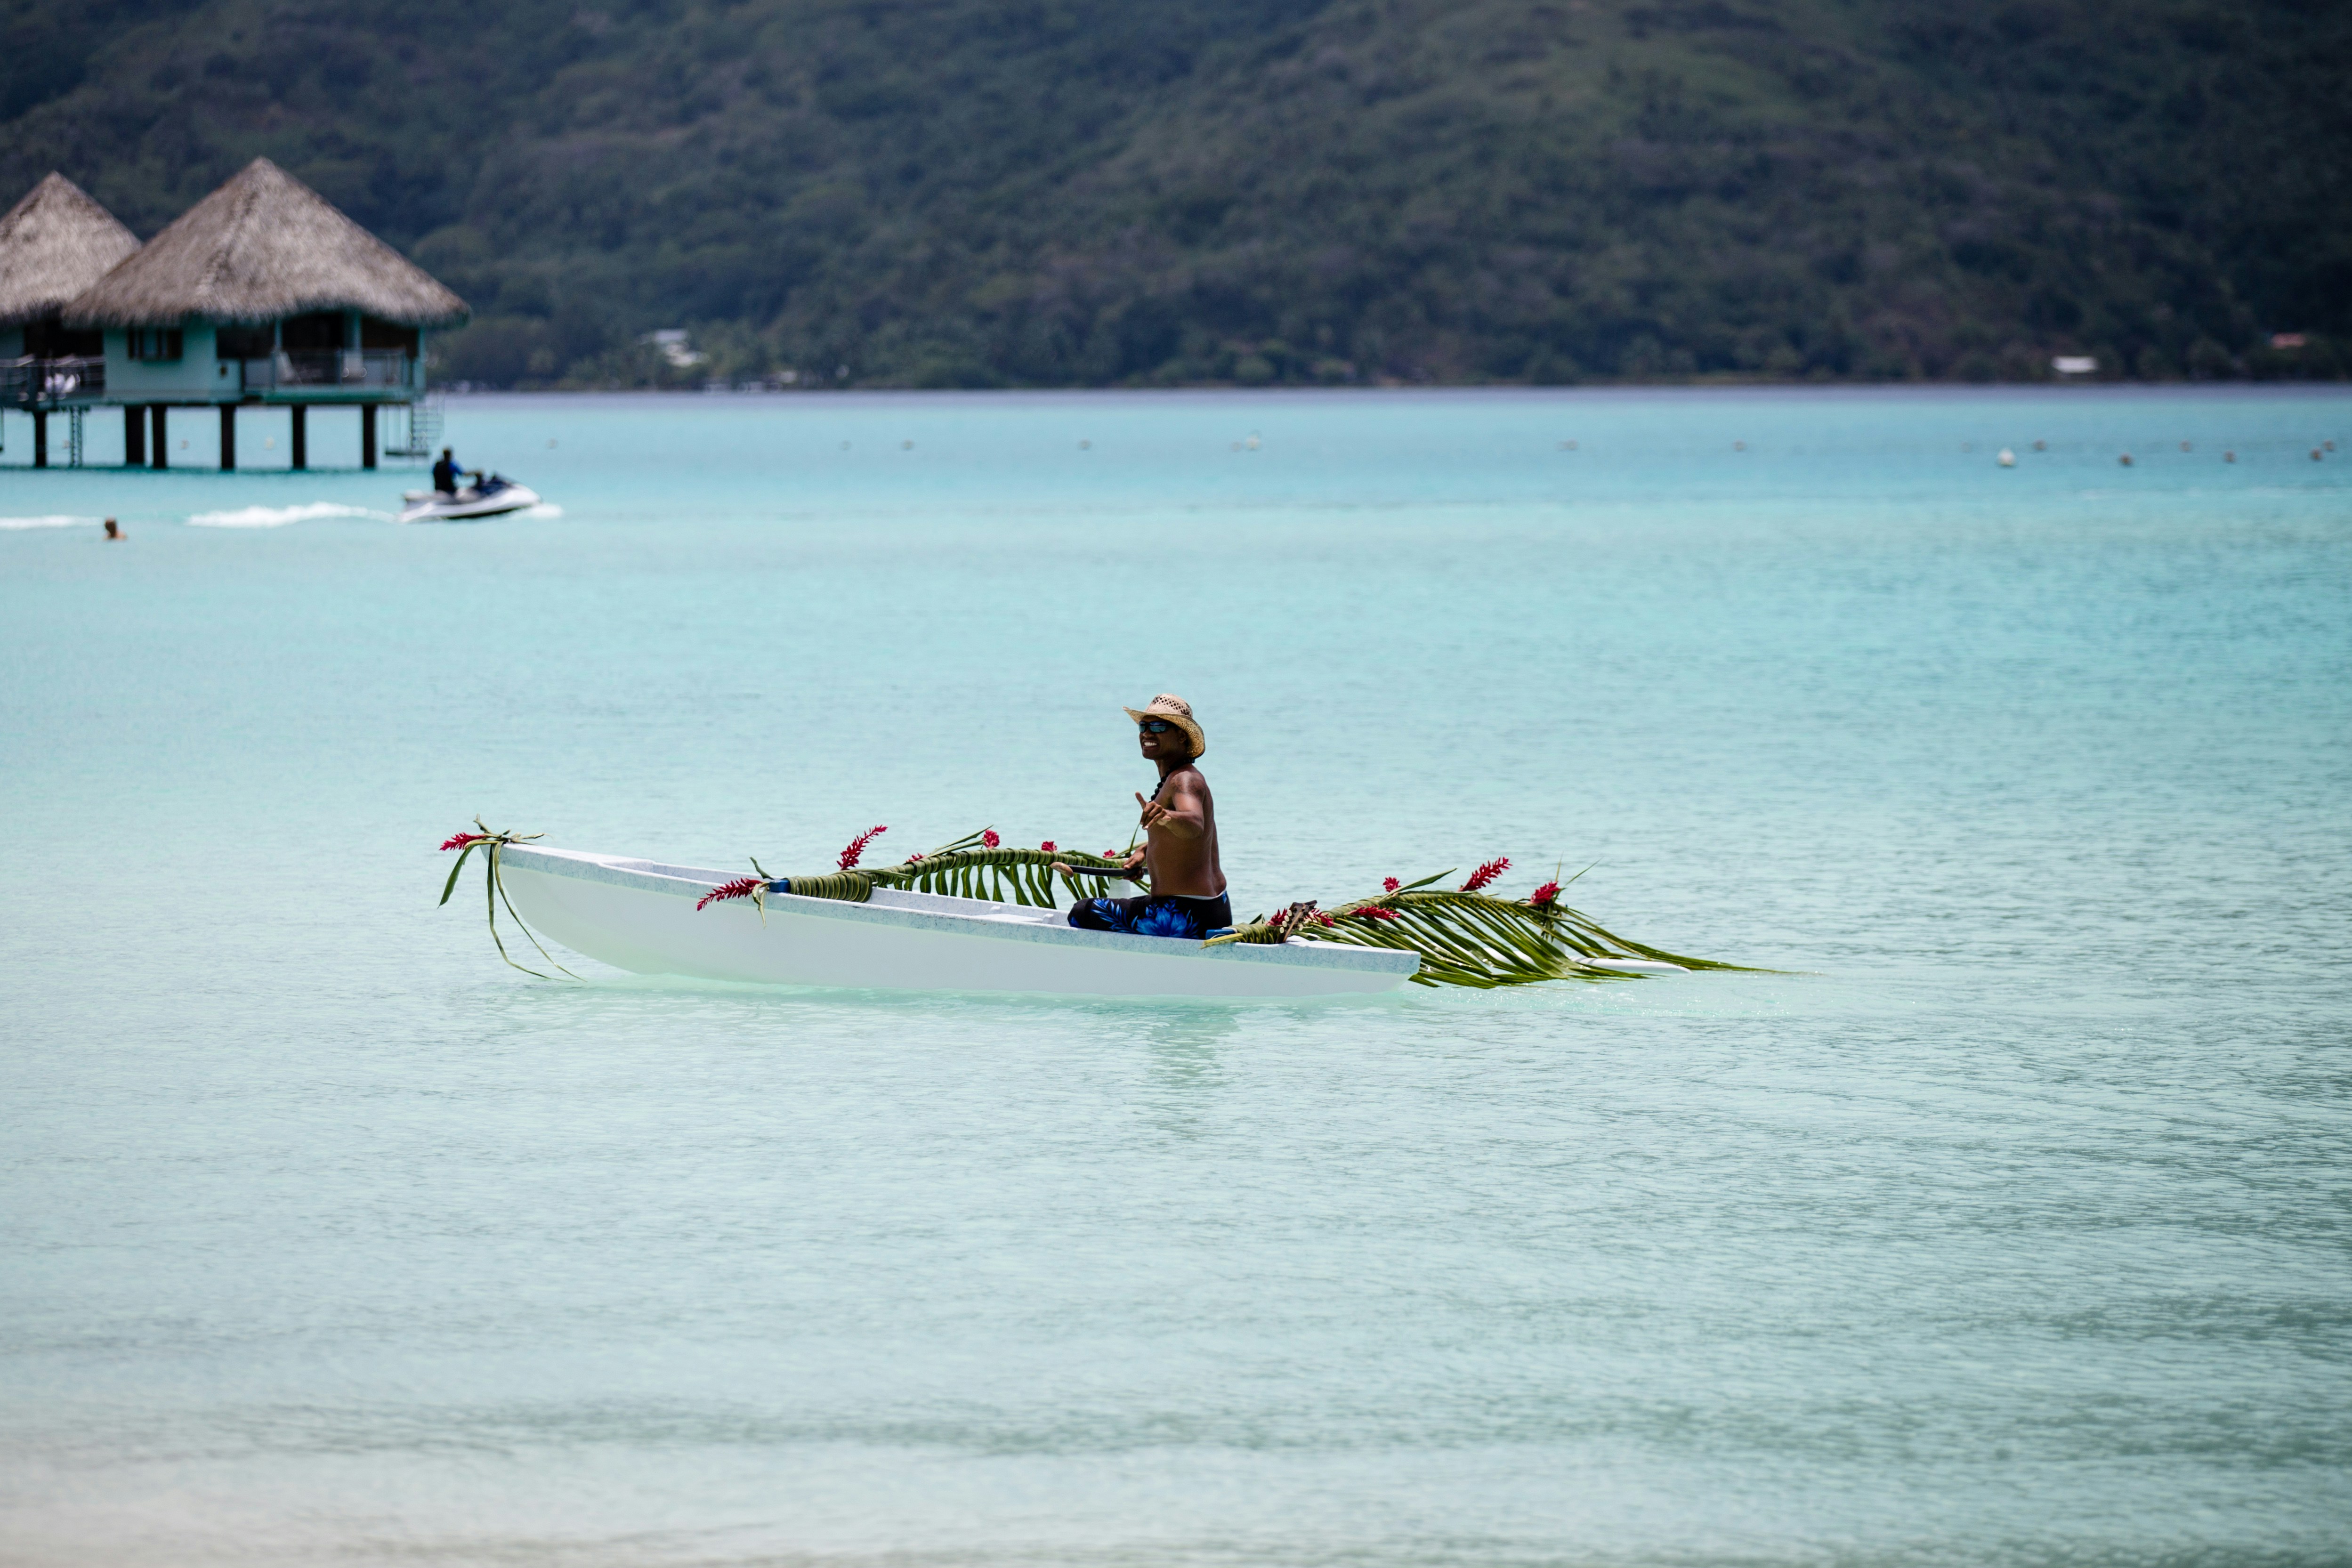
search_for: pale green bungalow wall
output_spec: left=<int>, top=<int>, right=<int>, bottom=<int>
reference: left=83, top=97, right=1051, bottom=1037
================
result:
left=93, top=311, right=428, bottom=404
left=104, top=321, right=234, bottom=401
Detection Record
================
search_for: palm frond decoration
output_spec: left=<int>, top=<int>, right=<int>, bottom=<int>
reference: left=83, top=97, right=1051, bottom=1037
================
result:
left=436, top=819, right=580, bottom=980
left=746, top=829, right=1750, bottom=989
left=1205, top=866, right=1746, bottom=987
left=767, top=828, right=1141, bottom=907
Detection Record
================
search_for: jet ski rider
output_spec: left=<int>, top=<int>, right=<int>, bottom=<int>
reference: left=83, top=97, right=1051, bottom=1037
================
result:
left=430, top=447, right=474, bottom=496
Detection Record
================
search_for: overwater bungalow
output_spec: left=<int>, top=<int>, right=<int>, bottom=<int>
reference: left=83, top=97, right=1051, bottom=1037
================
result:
left=56, top=157, right=467, bottom=470
left=0, top=174, right=141, bottom=466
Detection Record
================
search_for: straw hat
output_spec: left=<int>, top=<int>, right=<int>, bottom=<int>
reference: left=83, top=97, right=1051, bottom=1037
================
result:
left=1123, top=694, right=1205, bottom=758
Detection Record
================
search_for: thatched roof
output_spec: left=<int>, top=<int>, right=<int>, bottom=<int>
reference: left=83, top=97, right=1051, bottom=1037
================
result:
left=0, top=174, right=141, bottom=328
left=65, top=158, right=467, bottom=329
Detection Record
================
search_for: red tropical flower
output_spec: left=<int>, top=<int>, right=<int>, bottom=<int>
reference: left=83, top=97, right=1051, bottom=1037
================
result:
left=1461, top=857, right=1511, bottom=893
left=439, top=831, right=488, bottom=852
left=1039, top=840, right=1056, bottom=852
left=982, top=829, right=1001, bottom=848
left=907, top=851, right=925, bottom=862
left=1382, top=876, right=1401, bottom=893
left=1529, top=880, right=1562, bottom=908
left=1354, top=905, right=1400, bottom=921
left=697, top=875, right=763, bottom=911
left=838, top=824, right=887, bottom=870
left=1314, top=911, right=1335, bottom=926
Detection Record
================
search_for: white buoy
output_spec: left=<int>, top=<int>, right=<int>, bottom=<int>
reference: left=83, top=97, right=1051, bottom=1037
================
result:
left=1998, top=448, right=2015, bottom=467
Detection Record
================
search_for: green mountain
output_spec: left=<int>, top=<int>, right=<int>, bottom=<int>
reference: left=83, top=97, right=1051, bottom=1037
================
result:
left=5, top=0, right=2346, bottom=387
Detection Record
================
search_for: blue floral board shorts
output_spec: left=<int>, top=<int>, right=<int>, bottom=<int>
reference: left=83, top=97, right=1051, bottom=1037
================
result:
left=1067, top=891, right=1233, bottom=940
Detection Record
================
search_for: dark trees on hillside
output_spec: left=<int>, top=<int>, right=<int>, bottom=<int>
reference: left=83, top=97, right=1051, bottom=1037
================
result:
left=4, top=0, right=2343, bottom=388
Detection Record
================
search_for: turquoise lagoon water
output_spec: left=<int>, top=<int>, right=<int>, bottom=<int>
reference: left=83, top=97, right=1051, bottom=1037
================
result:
left=3, top=388, right=2349, bottom=1566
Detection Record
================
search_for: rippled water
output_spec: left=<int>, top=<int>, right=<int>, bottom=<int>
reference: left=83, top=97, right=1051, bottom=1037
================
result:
left=4, top=388, right=2349, bottom=1566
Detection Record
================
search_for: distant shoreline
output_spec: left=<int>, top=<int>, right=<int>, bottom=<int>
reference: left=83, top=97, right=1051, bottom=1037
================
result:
left=427, top=381, right=2352, bottom=401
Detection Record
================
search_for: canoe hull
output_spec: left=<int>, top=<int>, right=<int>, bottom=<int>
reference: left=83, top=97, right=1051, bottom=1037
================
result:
left=493, top=846, right=1419, bottom=999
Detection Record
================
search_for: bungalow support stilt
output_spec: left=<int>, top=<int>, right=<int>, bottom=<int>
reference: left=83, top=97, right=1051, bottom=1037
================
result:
left=124, top=405, right=145, bottom=466
left=32, top=409, right=45, bottom=468
left=360, top=404, right=376, bottom=469
left=219, top=405, right=236, bottom=471
left=290, top=405, right=306, bottom=470
left=151, top=404, right=167, bottom=469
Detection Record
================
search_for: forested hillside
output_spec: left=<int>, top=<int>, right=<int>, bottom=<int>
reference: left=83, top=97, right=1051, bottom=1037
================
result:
left=5, top=0, right=2346, bottom=387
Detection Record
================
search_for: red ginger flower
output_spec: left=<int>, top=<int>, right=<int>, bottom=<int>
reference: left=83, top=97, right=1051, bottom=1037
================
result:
left=838, top=825, right=887, bottom=870
left=1039, top=840, right=1056, bottom=852
left=1529, top=880, right=1561, bottom=908
left=1461, top=857, right=1511, bottom=893
left=982, top=829, right=1000, bottom=848
left=1314, top=911, right=1335, bottom=926
left=1354, top=905, right=1400, bottom=921
left=697, top=875, right=763, bottom=911
left=439, top=831, right=488, bottom=852
left=1383, top=876, right=1400, bottom=893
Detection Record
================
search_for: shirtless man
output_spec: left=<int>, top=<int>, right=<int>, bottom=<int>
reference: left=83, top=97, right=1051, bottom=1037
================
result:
left=1053, top=694, right=1231, bottom=938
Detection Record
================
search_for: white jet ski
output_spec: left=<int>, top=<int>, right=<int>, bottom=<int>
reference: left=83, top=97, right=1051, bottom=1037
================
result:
left=398, top=473, right=542, bottom=523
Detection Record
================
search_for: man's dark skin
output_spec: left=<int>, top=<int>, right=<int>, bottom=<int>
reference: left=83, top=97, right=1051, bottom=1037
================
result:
left=1053, top=722, right=1225, bottom=898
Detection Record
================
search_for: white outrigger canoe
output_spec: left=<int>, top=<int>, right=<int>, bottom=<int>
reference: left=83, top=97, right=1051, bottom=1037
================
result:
left=495, top=845, right=1423, bottom=998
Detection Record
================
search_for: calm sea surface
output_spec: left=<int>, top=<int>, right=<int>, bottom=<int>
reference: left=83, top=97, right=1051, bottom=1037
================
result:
left=4, top=388, right=2349, bottom=1566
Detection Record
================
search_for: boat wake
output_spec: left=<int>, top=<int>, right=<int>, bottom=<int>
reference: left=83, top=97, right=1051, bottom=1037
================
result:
left=186, top=502, right=394, bottom=528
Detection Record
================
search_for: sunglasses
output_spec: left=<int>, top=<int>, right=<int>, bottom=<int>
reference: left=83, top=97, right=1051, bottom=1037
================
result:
left=1137, top=719, right=1177, bottom=734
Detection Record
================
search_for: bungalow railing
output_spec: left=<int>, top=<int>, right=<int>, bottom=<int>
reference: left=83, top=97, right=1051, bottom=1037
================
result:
left=239, top=350, right=416, bottom=391
left=3, top=355, right=104, bottom=407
